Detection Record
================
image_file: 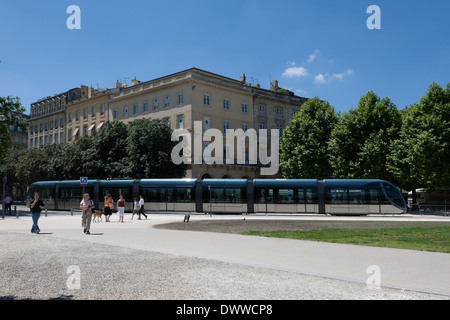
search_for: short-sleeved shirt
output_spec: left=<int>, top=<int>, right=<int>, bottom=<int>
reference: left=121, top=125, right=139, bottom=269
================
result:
left=30, top=199, right=45, bottom=213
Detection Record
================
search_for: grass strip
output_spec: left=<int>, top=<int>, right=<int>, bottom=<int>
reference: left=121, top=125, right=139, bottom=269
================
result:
left=242, top=226, right=450, bottom=253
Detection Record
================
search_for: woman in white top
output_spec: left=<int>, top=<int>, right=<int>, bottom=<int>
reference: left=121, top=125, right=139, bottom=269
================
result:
left=80, top=193, right=94, bottom=234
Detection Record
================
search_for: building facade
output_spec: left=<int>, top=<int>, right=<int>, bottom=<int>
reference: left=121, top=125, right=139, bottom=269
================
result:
left=28, top=68, right=307, bottom=179
left=8, top=111, right=30, bottom=148
left=28, top=87, right=84, bottom=148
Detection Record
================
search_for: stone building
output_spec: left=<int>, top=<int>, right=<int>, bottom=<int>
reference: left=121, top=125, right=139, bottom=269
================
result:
left=28, top=87, right=84, bottom=148
left=29, top=68, right=308, bottom=179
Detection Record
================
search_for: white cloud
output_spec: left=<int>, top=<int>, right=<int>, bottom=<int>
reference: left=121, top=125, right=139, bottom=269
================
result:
left=307, top=49, right=320, bottom=63
left=332, top=69, right=354, bottom=80
left=295, top=88, right=308, bottom=95
left=282, top=66, right=309, bottom=78
left=315, top=69, right=354, bottom=84
left=314, top=74, right=327, bottom=84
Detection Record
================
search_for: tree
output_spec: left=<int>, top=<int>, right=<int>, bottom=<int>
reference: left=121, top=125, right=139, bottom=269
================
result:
left=280, top=97, right=338, bottom=179
left=120, top=118, right=186, bottom=178
left=388, top=82, right=450, bottom=196
left=87, top=121, right=129, bottom=179
left=328, top=91, right=402, bottom=181
left=0, top=96, right=27, bottom=158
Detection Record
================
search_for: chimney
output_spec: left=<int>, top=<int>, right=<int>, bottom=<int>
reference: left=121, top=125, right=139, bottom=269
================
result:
left=115, top=80, right=122, bottom=88
left=132, top=79, right=142, bottom=86
left=270, top=80, right=279, bottom=91
left=88, top=87, right=94, bottom=98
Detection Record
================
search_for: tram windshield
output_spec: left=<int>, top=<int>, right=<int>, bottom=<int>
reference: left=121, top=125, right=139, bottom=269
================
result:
left=381, top=182, right=406, bottom=209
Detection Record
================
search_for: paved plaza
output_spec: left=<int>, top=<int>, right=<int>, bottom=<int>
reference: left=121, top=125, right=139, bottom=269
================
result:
left=1, top=207, right=449, bottom=300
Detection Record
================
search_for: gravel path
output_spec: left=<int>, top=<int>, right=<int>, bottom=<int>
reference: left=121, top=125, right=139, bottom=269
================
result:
left=0, top=232, right=446, bottom=300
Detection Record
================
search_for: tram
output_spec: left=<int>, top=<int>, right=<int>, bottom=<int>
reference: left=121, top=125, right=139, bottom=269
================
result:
left=26, top=179, right=406, bottom=215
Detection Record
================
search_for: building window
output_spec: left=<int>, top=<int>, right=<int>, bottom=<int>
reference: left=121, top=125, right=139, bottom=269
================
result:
left=242, top=123, right=248, bottom=133
left=76, top=111, right=80, bottom=122
left=124, top=106, right=129, bottom=118
left=259, top=121, right=266, bottom=130
left=113, top=110, right=118, bottom=120
left=165, top=96, right=170, bottom=108
left=84, top=125, right=88, bottom=136
left=154, top=99, right=159, bottom=111
left=223, top=99, right=229, bottom=110
left=177, top=115, right=184, bottom=129
left=68, top=129, right=72, bottom=142
left=143, top=102, right=148, bottom=113
left=277, top=124, right=283, bottom=137
left=84, top=108, right=88, bottom=120
left=277, top=108, right=283, bottom=116
left=259, top=104, right=266, bottom=113
left=164, top=117, right=170, bottom=127
left=101, top=104, right=105, bottom=116
left=134, top=104, right=138, bottom=115
left=92, top=106, right=96, bottom=118
left=204, top=117, right=210, bottom=131
left=178, top=93, right=183, bottom=105
left=242, top=103, right=248, bottom=114
left=224, top=120, right=230, bottom=133
left=204, top=95, right=210, bottom=106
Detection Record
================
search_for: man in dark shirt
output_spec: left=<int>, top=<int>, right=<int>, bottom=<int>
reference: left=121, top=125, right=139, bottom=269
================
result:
left=30, top=192, right=45, bottom=234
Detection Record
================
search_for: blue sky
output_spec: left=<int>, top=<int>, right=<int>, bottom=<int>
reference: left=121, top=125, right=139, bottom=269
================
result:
left=0, top=0, right=449, bottom=114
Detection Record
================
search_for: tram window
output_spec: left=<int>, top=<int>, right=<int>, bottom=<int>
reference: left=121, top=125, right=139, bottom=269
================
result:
left=36, top=187, right=55, bottom=201
left=267, top=189, right=275, bottom=204
left=306, top=188, right=318, bottom=204
left=254, top=188, right=266, bottom=203
left=348, top=189, right=364, bottom=204
left=382, top=183, right=404, bottom=207
left=298, top=189, right=305, bottom=204
left=210, top=189, right=225, bottom=203
left=326, top=189, right=347, bottom=204
left=174, top=188, right=194, bottom=203
left=367, top=188, right=379, bottom=204
left=141, top=188, right=158, bottom=202
left=225, top=188, right=245, bottom=203
left=59, top=188, right=83, bottom=201
left=278, top=189, right=295, bottom=204
left=160, top=188, right=169, bottom=202
left=101, top=188, right=131, bottom=202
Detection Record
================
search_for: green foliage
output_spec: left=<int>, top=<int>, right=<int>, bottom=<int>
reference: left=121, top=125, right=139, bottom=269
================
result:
left=0, top=119, right=187, bottom=185
left=328, top=91, right=402, bottom=180
left=388, top=82, right=450, bottom=189
left=0, top=96, right=27, bottom=158
left=121, top=119, right=186, bottom=178
left=280, top=97, right=338, bottom=179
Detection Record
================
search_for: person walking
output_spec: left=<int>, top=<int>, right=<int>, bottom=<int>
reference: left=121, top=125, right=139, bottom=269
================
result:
left=131, top=198, right=139, bottom=220
left=138, top=194, right=147, bottom=220
left=30, top=192, right=45, bottom=234
left=4, top=194, right=12, bottom=215
left=80, top=193, right=94, bottom=234
left=117, top=195, right=126, bottom=223
left=104, top=194, right=113, bottom=222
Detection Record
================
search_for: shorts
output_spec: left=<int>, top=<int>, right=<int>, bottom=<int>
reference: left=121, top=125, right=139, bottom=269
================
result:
left=118, top=207, right=125, bottom=216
